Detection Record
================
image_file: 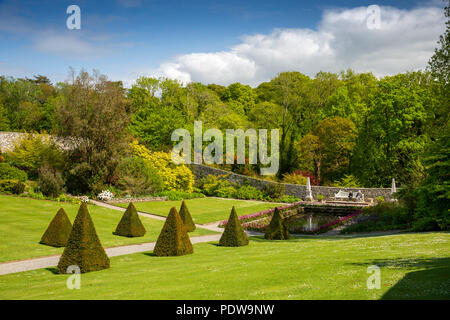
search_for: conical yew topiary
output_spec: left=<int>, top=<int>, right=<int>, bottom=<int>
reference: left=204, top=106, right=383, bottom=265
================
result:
left=57, top=202, right=110, bottom=274
left=179, top=200, right=196, bottom=232
left=113, top=202, right=146, bottom=237
left=40, top=208, right=72, bottom=247
left=219, top=206, right=248, bottom=247
left=264, top=207, right=290, bottom=240
left=153, top=207, right=193, bottom=256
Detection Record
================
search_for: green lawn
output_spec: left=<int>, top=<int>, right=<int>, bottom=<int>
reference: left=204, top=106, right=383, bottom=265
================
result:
left=0, top=195, right=216, bottom=262
left=0, top=232, right=448, bottom=299
left=114, top=198, right=277, bottom=224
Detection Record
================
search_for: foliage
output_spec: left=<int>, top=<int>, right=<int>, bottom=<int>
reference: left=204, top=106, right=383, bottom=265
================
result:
left=115, top=156, right=164, bottom=196
left=263, top=183, right=285, bottom=199
left=0, top=179, right=25, bottom=194
left=113, top=202, right=146, bottom=237
left=375, top=196, right=385, bottom=203
left=235, top=185, right=265, bottom=200
left=264, top=208, right=290, bottom=240
left=0, top=163, right=27, bottom=181
left=131, top=140, right=194, bottom=192
left=333, top=174, right=361, bottom=188
left=317, top=195, right=325, bottom=201
left=57, top=203, right=110, bottom=273
left=179, top=200, right=196, bottom=232
left=154, top=190, right=205, bottom=201
left=5, top=134, right=65, bottom=179
left=153, top=207, right=193, bottom=256
left=37, top=162, right=65, bottom=198
left=219, top=207, right=249, bottom=247
left=282, top=171, right=307, bottom=185
left=39, top=208, right=72, bottom=247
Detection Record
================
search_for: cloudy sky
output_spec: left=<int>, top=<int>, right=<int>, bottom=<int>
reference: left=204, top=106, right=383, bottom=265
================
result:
left=0, top=0, right=446, bottom=87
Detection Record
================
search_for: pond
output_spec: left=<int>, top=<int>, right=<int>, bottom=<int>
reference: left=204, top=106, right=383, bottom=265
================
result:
left=286, top=214, right=338, bottom=234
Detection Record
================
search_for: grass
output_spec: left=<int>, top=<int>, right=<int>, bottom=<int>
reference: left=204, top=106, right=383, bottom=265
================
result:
left=0, top=232, right=448, bottom=299
left=0, top=195, right=216, bottom=262
left=113, top=198, right=278, bottom=224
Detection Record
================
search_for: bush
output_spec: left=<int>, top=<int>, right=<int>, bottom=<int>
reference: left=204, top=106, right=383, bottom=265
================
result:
left=12, top=181, right=25, bottom=194
left=0, top=163, right=27, bottom=181
left=5, top=134, right=65, bottom=179
left=0, top=179, right=24, bottom=194
left=375, top=196, right=385, bottom=203
left=235, top=185, right=264, bottom=200
left=264, top=183, right=285, bottom=199
left=57, top=203, right=110, bottom=273
left=282, top=172, right=307, bottom=185
left=116, top=156, right=164, bottom=196
left=155, top=190, right=205, bottom=200
left=264, top=208, right=290, bottom=240
left=333, top=174, right=361, bottom=188
left=179, top=201, right=196, bottom=232
left=40, top=208, right=73, bottom=247
left=317, top=194, right=325, bottom=201
left=275, top=195, right=301, bottom=203
left=219, top=207, right=249, bottom=247
left=113, top=202, right=146, bottom=237
left=37, top=163, right=65, bottom=198
left=153, top=207, right=193, bottom=256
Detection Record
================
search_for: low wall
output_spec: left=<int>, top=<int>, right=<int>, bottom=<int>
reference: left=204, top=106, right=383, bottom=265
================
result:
left=189, top=163, right=394, bottom=201
left=0, top=131, right=75, bottom=153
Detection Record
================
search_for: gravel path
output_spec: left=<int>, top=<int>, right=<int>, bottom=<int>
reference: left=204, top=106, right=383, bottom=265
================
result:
left=0, top=234, right=222, bottom=276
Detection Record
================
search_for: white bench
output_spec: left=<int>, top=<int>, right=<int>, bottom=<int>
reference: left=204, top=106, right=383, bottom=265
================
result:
left=334, top=190, right=364, bottom=202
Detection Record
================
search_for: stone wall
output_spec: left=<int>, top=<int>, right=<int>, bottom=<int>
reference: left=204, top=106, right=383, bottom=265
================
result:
left=0, top=131, right=76, bottom=153
left=189, top=163, right=395, bottom=201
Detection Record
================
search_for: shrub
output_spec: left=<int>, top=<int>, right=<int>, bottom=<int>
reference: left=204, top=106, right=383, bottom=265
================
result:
left=179, top=201, right=196, bottom=232
left=37, top=163, right=64, bottom=198
left=0, top=163, right=27, bottom=181
left=235, top=185, right=264, bottom=200
left=264, top=207, right=290, bottom=240
left=216, top=185, right=238, bottom=198
left=0, top=179, right=20, bottom=194
left=276, top=195, right=301, bottom=203
left=282, top=172, right=307, bottom=185
left=57, top=203, right=110, bottom=273
left=12, top=181, right=25, bottom=194
left=116, top=156, right=164, bottom=196
left=153, top=207, right=193, bottom=256
left=317, top=195, right=325, bottom=201
left=131, top=141, right=194, bottom=192
left=113, top=202, right=146, bottom=237
left=375, top=196, right=385, bottom=203
left=219, top=207, right=249, bottom=247
left=155, top=190, right=205, bottom=200
left=40, top=208, right=72, bottom=247
left=333, top=174, right=361, bottom=188
left=5, top=134, right=65, bottom=179
left=263, top=183, right=285, bottom=199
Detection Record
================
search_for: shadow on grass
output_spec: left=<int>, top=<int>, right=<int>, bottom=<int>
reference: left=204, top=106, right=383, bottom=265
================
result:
left=45, top=267, right=59, bottom=275
left=350, top=257, right=450, bottom=300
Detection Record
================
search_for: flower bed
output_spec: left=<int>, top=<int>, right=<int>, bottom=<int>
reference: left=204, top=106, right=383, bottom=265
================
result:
left=218, top=201, right=302, bottom=227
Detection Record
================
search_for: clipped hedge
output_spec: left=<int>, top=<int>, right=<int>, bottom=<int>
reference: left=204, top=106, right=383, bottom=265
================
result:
left=57, top=203, right=110, bottom=273
left=113, top=202, right=146, bottom=237
left=0, top=163, right=27, bottom=182
left=40, top=208, right=72, bottom=247
left=219, top=206, right=248, bottom=247
left=179, top=201, right=196, bottom=232
left=264, top=207, right=290, bottom=240
left=153, top=207, right=193, bottom=256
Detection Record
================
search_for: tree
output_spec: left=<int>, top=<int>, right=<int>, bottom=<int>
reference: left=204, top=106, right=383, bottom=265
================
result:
left=57, top=203, right=110, bottom=273
left=40, top=208, right=72, bottom=247
left=297, top=117, right=357, bottom=184
left=179, top=201, right=196, bottom=232
left=153, top=207, right=193, bottom=256
left=113, top=202, right=146, bottom=237
left=0, top=102, right=10, bottom=130
left=219, top=206, right=249, bottom=247
left=264, top=208, right=290, bottom=240
left=55, top=70, right=132, bottom=194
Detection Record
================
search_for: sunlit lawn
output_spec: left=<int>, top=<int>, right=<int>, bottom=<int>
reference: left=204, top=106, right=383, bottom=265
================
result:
left=0, top=232, right=448, bottom=299
left=0, top=195, right=216, bottom=262
left=114, top=197, right=277, bottom=224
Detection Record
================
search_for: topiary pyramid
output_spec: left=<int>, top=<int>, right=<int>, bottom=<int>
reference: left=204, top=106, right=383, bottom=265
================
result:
left=219, top=206, right=249, bottom=247
left=57, top=202, right=110, bottom=274
left=153, top=207, right=193, bottom=256
left=264, top=207, right=290, bottom=240
left=179, top=200, right=196, bottom=232
left=113, top=202, right=146, bottom=237
left=40, top=208, right=72, bottom=247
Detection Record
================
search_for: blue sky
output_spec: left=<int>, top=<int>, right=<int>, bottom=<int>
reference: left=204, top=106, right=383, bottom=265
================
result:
left=0, top=0, right=446, bottom=86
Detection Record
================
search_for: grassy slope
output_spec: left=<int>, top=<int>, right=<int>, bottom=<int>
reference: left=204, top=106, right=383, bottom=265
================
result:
left=114, top=198, right=277, bottom=224
left=0, top=232, right=448, bottom=300
left=0, top=195, right=215, bottom=262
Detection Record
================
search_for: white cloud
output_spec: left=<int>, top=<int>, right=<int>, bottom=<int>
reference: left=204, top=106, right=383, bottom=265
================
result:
left=153, top=5, right=446, bottom=86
